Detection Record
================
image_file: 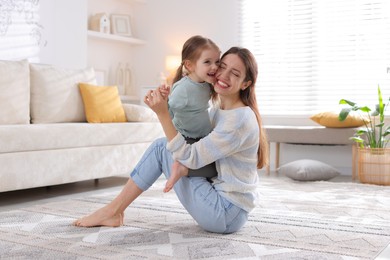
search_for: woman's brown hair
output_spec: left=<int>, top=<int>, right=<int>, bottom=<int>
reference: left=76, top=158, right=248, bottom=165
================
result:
left=218, top=47, right=269, bottom=169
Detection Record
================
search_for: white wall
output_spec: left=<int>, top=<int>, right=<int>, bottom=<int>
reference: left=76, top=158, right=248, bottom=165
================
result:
left=39, top=0, right=87, bottom=69
left=38, top=0, right=240, bottom=90
left=132, top=0, right=240, bottom=87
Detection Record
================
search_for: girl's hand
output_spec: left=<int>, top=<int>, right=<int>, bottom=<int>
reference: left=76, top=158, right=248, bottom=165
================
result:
left=158, top=84, right=171, bottom=98
left=144, top=87, right=169, bottom=116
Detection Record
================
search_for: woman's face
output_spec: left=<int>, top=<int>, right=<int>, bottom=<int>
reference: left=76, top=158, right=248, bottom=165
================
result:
left=214, top=53, right=248, bottom=98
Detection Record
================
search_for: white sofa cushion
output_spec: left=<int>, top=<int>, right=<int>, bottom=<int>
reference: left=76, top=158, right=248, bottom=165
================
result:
left=30, top=64, right=96, bottom=123
left=0, top=122, right=164, bottom=153
left=0, top=60, right=30, bottom=124
left=123, top=104, right=158, bottom=122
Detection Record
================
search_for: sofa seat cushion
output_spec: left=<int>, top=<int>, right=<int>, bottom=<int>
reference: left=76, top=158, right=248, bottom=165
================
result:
left=0, top=123, right=163, bottom=153
left=0, top=60, right=30, bottom=124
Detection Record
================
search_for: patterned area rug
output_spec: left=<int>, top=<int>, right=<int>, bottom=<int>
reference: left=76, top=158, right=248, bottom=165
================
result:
left=0, top=175, right=389, bottom=259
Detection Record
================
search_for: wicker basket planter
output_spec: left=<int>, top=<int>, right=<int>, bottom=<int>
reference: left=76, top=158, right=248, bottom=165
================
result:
left=358, top=148, right=390, bottom=185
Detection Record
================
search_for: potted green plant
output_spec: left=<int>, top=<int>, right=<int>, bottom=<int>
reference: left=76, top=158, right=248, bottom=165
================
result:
left=338, top=85, right=390, bottom=185
left=339, top=85, right=390, bottom=148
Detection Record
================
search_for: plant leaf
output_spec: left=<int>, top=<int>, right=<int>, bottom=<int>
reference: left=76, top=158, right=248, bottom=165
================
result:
left=338, top=108, right=351, bottom=121
left=371, top=106, right=379, bottom=116
left=339, top=99, right=356, bottom=106
left=384, top=126, right=390, bottom=137
left=356, top=128, right=369, bottom=135
left=359, top=106, right=371, bottom=113
left=351, top=136, right=364, bottom=143
left=339, top=85, right=389, bottom=149
left=378, top=86, right=384, bottom=122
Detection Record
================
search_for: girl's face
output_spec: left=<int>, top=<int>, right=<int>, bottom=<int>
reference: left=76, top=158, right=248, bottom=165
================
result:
left=187, top=48, right=220, bottom=84
left=214, top=53, right=249, bottom=97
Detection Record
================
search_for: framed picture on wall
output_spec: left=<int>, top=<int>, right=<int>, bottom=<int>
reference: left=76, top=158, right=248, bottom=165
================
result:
left=111, top=14, right=132, bottom=37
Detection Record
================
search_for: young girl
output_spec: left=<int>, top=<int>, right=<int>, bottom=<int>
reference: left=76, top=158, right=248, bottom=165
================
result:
left=164, top=35, right=221, bottom=192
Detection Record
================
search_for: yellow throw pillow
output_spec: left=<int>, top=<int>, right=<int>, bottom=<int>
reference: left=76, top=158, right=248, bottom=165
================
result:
left=310, top=111, right=368, bottom=128
left=79, top=83, right=127, bottom=123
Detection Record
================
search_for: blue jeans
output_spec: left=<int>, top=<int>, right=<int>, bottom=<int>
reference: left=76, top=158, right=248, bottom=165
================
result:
left=130, top=137, right=248, bottom=234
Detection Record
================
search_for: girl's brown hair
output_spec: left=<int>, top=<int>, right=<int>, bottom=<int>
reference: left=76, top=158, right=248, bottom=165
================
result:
left=172, top=35, right=220, bottom=85
left=218, top=47, right=269, bottom=169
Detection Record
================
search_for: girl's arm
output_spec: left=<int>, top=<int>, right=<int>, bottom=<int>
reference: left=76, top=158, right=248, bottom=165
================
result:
left=144, top=87, right=178, bottom=141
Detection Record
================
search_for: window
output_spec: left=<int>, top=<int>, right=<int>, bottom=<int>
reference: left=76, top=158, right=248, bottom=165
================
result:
left=240, top=0, right=390, bottom=116
left=0, top=0, right=42, bottom=62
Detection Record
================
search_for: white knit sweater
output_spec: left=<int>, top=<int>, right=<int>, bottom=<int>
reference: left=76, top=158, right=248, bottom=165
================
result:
left=166, top=106, right=260, bottom=212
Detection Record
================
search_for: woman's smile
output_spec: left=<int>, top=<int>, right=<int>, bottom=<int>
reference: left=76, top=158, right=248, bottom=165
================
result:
left=215, top=79, right=229, bottom=90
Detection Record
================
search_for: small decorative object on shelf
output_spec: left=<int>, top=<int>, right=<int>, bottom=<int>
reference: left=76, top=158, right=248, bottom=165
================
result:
left=89, top=13, right=110, bottom=34
left=124, top=63, right=133, bottom=95
left=111, top=14, right=132, bottom=37
left=115, top=63, right=124, bottom=95
left=115, top=63, right=132, bottom=95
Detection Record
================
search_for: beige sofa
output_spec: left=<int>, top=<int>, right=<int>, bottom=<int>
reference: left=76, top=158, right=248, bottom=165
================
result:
left=0, top=60, right=164, bottom=192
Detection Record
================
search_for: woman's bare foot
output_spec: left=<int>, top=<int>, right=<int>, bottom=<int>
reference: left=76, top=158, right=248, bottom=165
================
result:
left=73, top=206, right=124, bottom=227
left=164, top=161, right=189, bottom=193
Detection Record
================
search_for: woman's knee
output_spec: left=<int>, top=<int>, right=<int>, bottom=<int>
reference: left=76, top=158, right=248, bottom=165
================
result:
left=153, top=137, right=167, bottom=147
left=146, top=137, right=169, bottom=163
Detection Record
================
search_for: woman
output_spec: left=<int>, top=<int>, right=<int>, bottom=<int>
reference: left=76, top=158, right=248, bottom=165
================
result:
left=73, top=47, right=269, bottom=234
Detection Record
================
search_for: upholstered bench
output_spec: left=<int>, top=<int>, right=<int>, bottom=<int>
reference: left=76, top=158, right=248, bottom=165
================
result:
left=264, top=125, right=359, bottom=179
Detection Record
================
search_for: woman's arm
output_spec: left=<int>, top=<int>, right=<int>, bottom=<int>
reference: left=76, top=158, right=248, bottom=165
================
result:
left=144, top=87, right=178, bottom=141
left=167, top=107, right=259, bottom=169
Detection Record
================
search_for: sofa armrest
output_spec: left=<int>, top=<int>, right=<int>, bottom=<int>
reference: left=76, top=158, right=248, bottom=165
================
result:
left=122, top=104, right=158, bottom=122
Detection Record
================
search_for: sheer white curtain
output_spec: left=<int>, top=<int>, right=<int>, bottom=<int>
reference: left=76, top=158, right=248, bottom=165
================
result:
left=0, top=0, right=42, bottom=62
left=240, top=0, right=390, bottom=116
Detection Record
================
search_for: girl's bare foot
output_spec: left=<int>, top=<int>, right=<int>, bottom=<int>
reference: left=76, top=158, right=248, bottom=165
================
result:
left=164, top=161, right=189, bottom=193
left=73, top=206, right=124, bottom=227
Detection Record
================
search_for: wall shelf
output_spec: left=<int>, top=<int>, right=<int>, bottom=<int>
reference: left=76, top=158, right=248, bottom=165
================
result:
left=87, top=0, right=147, bottom=99
left=87, top=30, right=146, bottom=45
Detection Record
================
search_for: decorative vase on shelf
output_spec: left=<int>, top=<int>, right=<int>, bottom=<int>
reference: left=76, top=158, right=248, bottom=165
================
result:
left=124, top=63, right=133, bottom=96
left=115, top=63, right=125, bottom=95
